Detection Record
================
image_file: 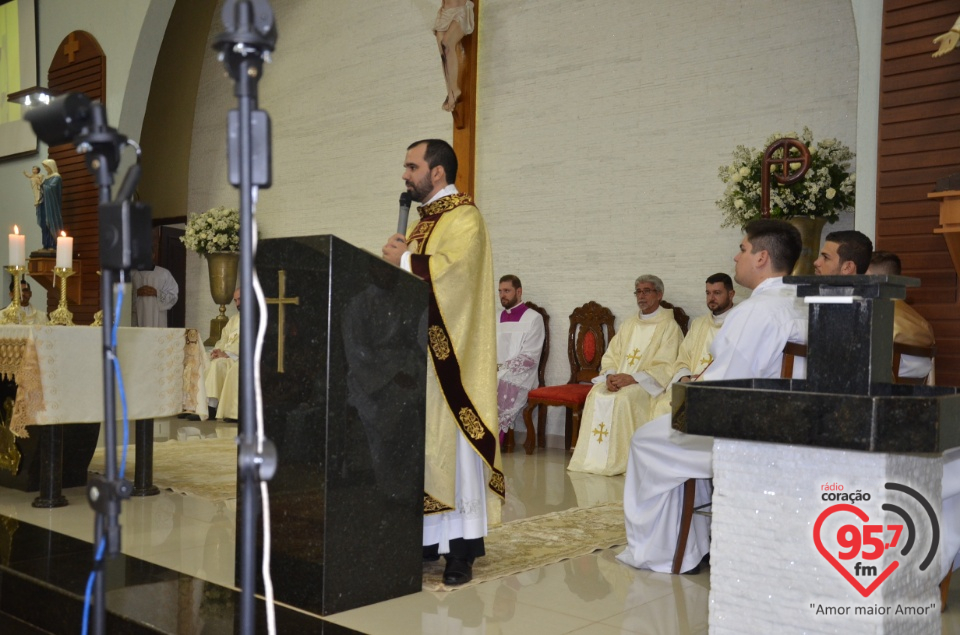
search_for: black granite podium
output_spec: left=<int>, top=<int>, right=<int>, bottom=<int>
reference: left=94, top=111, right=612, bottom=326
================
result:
left=239, top=235, right=428, bottom=615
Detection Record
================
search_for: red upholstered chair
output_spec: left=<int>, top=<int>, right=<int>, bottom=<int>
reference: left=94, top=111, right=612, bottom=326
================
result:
left=521, top=301, right=616, bottom=455
left=671, top=341, right=808, bottom=574
left=502, top=301, right=550, bottom=453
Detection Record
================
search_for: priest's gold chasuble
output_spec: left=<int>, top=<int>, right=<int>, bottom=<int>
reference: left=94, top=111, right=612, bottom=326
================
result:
left=651, top=313, right=726, bottom=418
left=407, top=194, right=504, bottom=525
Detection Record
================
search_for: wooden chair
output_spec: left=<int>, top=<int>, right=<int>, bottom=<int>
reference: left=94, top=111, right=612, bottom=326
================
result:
left=521, top=301, right=616, bottom=455
left=671, top=341, right=808, bottom=574
left=892, top=342, right=935, bottom=385
left=502, top=301, right=550, bottom=453
left=660, top=300, right=691, bottom=336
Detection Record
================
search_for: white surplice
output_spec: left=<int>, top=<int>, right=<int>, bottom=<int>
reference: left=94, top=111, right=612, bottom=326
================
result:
left=617, top=276, right=807, bottom=573
left=131, top=266, right=179, bottom=328
left=496, top=303, right=545, bottom=433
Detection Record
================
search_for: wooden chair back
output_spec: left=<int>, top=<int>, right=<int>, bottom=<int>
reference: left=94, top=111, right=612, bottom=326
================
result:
left=567, top=301, right=616, bottom=384
left=660, top=300, right=690, bottom=336
left=524, top=301, right=550, bottom=388
left=892, top=342, right=935, bottom=386
left=781, top=341, right=808, bottom=379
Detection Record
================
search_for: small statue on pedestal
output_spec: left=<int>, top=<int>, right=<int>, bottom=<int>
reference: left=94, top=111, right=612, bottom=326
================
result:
left=37, top=159, right=63, bottom=251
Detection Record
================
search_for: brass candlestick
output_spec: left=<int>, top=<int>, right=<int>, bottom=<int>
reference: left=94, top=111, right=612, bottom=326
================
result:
left=91, top=270, right=103, bottom=327
left=48, top=267, right=75, bottom=326
left=0, top=266, right=26, bottom=325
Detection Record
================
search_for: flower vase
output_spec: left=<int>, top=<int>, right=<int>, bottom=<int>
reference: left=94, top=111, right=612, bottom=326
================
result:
left=204, top=252, right=239, bottom=346
left=787, top=216, right=828, bottom=276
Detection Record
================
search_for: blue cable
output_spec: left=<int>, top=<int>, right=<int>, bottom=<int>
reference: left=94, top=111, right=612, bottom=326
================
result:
left=80, top=282, right=131, bottom=632
left=81, top=538, right=106, bottom=635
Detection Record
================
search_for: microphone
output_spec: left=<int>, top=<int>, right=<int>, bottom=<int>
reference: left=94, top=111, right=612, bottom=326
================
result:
left=397, top=192, right=412, bottom=235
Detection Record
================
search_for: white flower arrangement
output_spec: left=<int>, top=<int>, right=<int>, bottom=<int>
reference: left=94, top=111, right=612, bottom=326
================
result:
left=180, top=206, right=240, bottom=256
left=717, top=127, right=856, bottom=229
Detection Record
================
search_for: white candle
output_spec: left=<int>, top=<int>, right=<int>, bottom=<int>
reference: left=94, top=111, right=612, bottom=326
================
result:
left=56, top=231, right=73, bottom=269
left=8, top=226, right=25, bottom=267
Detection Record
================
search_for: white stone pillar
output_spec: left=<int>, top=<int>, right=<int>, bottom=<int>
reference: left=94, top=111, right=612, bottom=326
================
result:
left=710, top=440, right=942, bottom=634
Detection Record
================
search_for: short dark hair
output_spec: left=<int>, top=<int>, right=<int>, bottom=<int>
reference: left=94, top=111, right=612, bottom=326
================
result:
left=499, top=274, right=522, bottom=289
left=8, top=280, right=30, bottom=293
left=408, top=139, right=458, bottom=184
left=825, top=230, right=873, bottom=274
left=743, top=220, right=802, bottom=274
left=869, top=250, right=902, bottom=276
left=705, top=272, right=734, bottom=291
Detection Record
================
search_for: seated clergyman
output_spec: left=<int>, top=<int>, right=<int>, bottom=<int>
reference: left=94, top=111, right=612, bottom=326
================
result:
left=204, top=288, right=240, bottom=421
left=650, top=272, right=736, bottom=419
left=3, top=280, right=48, bottom=325
left=567, top=274, right=683, bottom=477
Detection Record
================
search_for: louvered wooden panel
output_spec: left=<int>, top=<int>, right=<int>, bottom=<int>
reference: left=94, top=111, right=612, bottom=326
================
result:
left=42, top=31, right=106, bottom=325
left=879, top=1, right=960, bottom=386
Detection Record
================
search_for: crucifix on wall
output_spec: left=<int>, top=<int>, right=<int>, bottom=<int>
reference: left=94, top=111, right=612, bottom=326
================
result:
left=433, top=0, right=479, bottom=196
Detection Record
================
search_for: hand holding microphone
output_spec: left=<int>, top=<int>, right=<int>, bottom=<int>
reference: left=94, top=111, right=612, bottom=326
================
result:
left=383, top=192, right=414, bottom=266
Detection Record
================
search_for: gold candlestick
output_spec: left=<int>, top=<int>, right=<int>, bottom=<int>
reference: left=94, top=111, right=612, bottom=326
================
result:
left=48, top=268, right=75, bottom=326
left=0, top=266, right=26, bottom=325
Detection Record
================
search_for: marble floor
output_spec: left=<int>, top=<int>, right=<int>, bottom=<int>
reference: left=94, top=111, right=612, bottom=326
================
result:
left=1, top=427, right=959, bottom=634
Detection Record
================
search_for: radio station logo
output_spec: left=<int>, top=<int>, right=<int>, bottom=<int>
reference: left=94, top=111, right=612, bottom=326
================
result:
left=813, top=482, right=939, bottom=598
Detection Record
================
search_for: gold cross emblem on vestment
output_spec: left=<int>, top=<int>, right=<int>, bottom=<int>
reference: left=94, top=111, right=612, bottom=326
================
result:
left=265, top=270, right=299, bottom=373
left=626, top=348, right=642, bottom=365
left=593, top=422, right=609, bottom=444
left=699, top=353, right=713, bottom=369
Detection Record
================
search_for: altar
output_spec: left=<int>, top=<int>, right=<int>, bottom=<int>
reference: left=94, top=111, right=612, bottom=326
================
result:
left=0, top=325, right=206, bottom=506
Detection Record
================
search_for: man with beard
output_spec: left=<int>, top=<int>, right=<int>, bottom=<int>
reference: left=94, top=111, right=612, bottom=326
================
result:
left=495, top=274, right=545, bottom=449
left=617, top=220, right=807, bottom=574
left=566, top=274, right=683, bottom=476
left=382, top=139, right=503, bottom=586
left=649, top=273, right=735, bottom=419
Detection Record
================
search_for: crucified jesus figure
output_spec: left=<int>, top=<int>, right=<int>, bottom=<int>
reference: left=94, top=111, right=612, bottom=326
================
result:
left=434, top=0, right=475, bottom=112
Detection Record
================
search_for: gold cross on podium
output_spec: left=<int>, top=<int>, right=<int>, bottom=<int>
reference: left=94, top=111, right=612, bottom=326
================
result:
left=265, top=270, right=300, bottom=373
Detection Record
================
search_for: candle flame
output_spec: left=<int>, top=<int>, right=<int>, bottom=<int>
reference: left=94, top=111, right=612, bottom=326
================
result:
left=60, top=231, right=66, bottom=237
left=13, top=225, right=19, bottom=235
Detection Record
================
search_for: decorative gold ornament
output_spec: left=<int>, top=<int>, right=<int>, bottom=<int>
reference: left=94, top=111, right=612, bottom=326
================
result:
left=458, top=407, right=484, bottom=440
left=428, top=326, right=451, bottom=360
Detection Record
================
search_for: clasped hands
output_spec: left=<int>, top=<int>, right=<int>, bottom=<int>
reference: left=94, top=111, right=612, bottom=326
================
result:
left=210, top=349, right=228, bottom=360
left=136, top=285, right=158, bottom=297
left=382, top=234, right=410, bottom=266
left=605, top=373, right=637, bottom=392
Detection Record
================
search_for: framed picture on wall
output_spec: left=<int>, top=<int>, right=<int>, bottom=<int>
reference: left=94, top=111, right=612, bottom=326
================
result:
left=0, top=0, right=39, bottom=161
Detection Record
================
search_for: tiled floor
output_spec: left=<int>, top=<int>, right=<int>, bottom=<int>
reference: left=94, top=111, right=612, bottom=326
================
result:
left=1, top=428, right=958, bottom=634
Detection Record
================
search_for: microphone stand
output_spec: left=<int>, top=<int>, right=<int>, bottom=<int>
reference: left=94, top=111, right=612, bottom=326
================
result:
left=213, top=1, right=278, bottom=633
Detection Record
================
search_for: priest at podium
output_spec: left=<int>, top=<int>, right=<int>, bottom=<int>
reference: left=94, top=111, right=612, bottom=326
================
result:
left=382, top=139, right=504, bottom=586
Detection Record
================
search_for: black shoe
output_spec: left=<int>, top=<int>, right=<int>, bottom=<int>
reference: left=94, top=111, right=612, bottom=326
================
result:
left=208, top=406, right=218, bottom=420
left=442, top=557, right=473, bottom=585
left=224, top=417, right=238, bottom=423
left=423, top=545, right=440, bottom=562
left=682, top=553, right=710, bottom=575
left=184, top=413, right=201, bottom=421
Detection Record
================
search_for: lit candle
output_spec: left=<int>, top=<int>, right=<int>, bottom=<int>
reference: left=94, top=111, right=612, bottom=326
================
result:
left=8, top=225, right=25, bottom=267
left=56, top=231, right=73, bottom=269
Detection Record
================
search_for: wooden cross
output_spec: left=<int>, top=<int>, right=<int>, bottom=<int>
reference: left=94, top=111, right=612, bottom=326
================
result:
left=265, top=270, right=299, bottom=373
left=626, top=348, right=642, bottom=366
left=593, top=422, right=609, bottom=444
left=452, top=0, right=479, bottom=196
left=63, top=33, right=80, bottom=63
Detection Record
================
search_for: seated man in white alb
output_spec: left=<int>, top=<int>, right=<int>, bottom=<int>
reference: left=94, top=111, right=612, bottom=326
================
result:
left=4, top=280, right=48, bottom=324
left=496, top=274, right=545, bottom=447
left=618, top=220, right=807, bottom=574
left=650, top=272, right=735, bottom=419
left=567, top=275, right=683, bottom=476
left=204, top=288, right=240, bottom=421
